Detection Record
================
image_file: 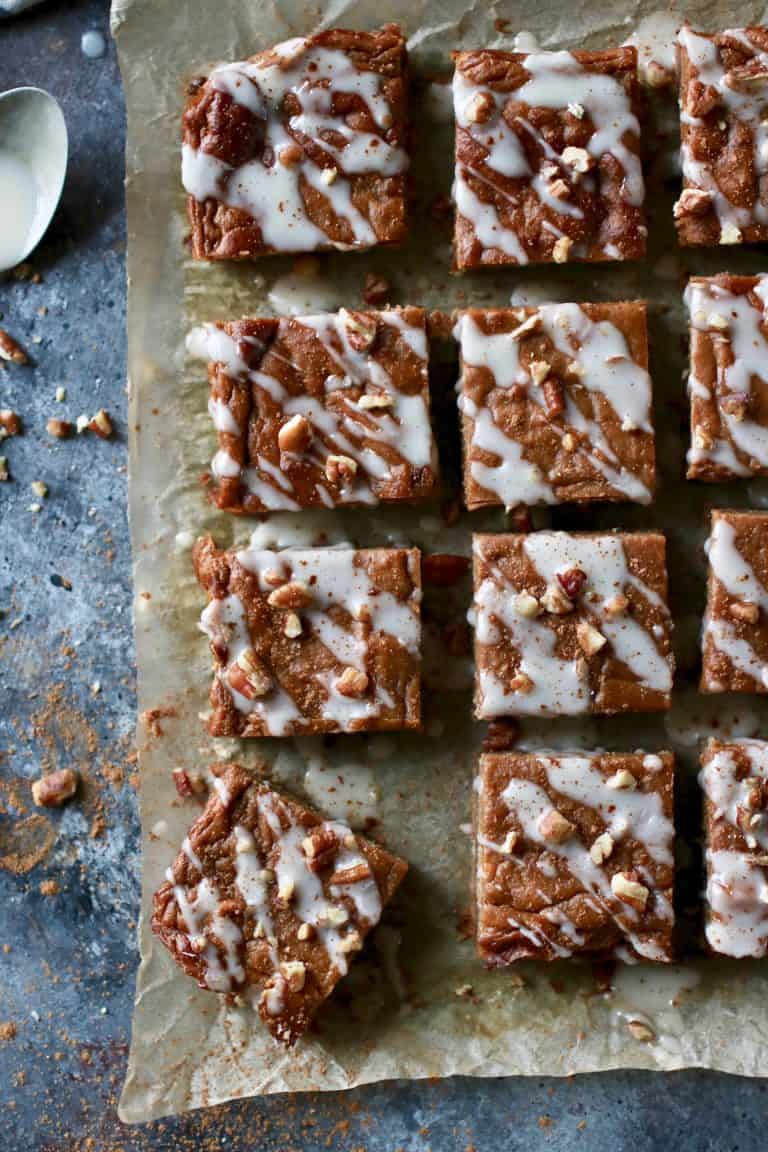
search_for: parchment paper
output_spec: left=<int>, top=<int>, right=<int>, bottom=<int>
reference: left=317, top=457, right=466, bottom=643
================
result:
left=113, top=0, right=768, bottom=1122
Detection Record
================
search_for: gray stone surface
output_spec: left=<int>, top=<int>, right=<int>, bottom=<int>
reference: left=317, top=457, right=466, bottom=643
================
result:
left=0, top=1, right=766, bottom=1148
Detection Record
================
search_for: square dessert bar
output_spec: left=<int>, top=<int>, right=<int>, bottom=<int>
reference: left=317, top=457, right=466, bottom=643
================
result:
left=676, top=26, right=768, bottom=247
left=686, top=276, right=768, bottom=480
left=457, top=303, right=655, bottom=510
left=475, top=750, right=675, bottom=963
left=153, top=763, right=408, bottom=1044
left=700, top=739, right=768, bottom=957
left=182, top=25, right=409, bottom=259
left=452, top=46, right=645, bottom=269
left=701, top=510, right=768, bottom=694
left=191, top=307, right=437, bottom=513
left=472, top=531, right=674, bottom=718
left=194, top=537, right=421, bottom=736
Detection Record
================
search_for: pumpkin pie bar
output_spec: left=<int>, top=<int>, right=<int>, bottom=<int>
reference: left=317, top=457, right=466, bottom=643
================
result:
left=182, top=25, right=409, bottom=259
left=194, top=537, right=421, bottom=736
left=475, top=749, right=675, bottom=963
left=153, top=763, right=408, bottom=1044
left=700, top=738, right=768, bottom=957
left=686, top=275, right=768, bottom=480
left=471, top=531, right=674, bottom=717
left=189, top=307, right=437, bottom=512
left=452, top=46, right=645, bottom=268
left=456, top=302, right=655, bottom=509
left=676, top=26, right=768, bottom=247
left=701, top=510, right=768, bottom=693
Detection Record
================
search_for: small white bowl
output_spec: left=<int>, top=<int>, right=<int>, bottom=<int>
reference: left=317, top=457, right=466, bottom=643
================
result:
left=0, top=86, right=68, bottom=272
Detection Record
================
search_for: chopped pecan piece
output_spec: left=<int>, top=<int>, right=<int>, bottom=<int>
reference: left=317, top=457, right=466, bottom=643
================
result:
left=31, top=769, right=79, bottom=808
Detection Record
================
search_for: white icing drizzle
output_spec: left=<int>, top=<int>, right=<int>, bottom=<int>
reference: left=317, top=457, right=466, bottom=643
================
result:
left=457, top=307, right=653, bottom=507
left=199, top=593, right=301, bottom=733
left=700, top=741, right=768, bottom=956
left=541, top=755, right=673, bottom=864
left=257, top=793, right=381, bottom=976
left=188, top=313, right=432, bottom=508
left=686, top=278, right=768, bottom=474
left=473, top=533, right=671, bottom=718
left=704, top=516, right=768, bottom=689
left=234, top=824, right=279, bottom=970
left=499, top=761, right=672, bottom=959
left=171, top=873, right=245, bottom=993
left=453, top=49, right=643, bottom=261
left=182, top=41, right=408, bottom=253
left=475, top=570, right=588, bottom=716
left=679, top=27, right=768, bottom=234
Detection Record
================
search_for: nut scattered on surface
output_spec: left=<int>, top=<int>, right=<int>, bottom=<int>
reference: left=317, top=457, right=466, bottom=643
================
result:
left=325, top=453, right=359, bottom=486
left=538, top=807, right=576, bottom=844
left=606, top=768, right=637, bottom=791
left=277, top=413, right=312, bottom=453
left=548, top=178, right=570, bottom=200
left=228, top=648, right=272, bottom=699
left=719, top=222, right=742, bottom=245
left=337, top=929, right=363, bottom=955
left=626, top=1018, right=656, bottom=1043
left=509, top=672, right=534, bottom=694
left=46, top=417, right=73, bottom=439
left=76, top=414, right=90, bottom=434
left=529, top=359, right=549, bottom=386
left=561, top=146, right=593, bottom=172
left=31, top=480, right=48, bottom=499
left=577, top=619, right=607, bottom=656
left=278, top=877, right=296, bottom=902
left=0, top=329, right=28, bottom=364
left=541, top=583, right=574, bottom=615
left=673, top=188, right=712, bottom=218
left=339, top=308, right=377, bottom=351
left=514, top=590, right=541, bottom=618
left=603, top=594, right=629, bottom=617
left=55, top=386, right=66, bottom=402
left=297, top=922, right=314, bottom=941
left=335, top=666, right=369, bottom=698
left=89, top=409, right=113, bottom=438
left=0, top=410, right=21, bottom=437
left=283, top=612, right=303, bottom=638
left=172, top=768, right=206, bottom=798
left=589, top=832, right=615, bottom=865
left=552, top=235, right=573, bottom=263
left=320, top=166, right=338, bottom=186
left=730, top=600, right=760, bottom=624
left=0, top=457, right=8, bottom=482
left=557, top=567, right=587, bottom=601
left=357, top=392, right=394, bottom=410
left=31, top=769, right=79, bottom=808
left=281, top=960, right=307, bottom=991
left=543, top=377, right=565, bottom=417
left=465, top=90, right=495, bottom=124
left=611, top=871, right=649, bottom=909
left=267, top=581, right=311, bottom=610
